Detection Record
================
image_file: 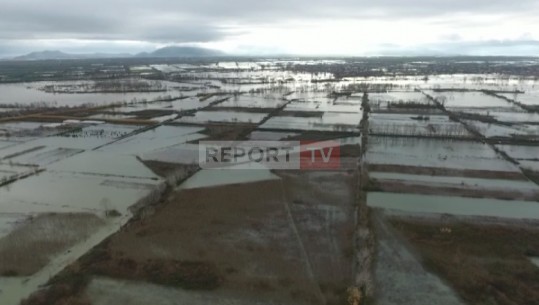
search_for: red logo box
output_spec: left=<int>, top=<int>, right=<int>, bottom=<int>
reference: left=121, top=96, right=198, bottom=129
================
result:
left=299, top=141, right=341, bottom=170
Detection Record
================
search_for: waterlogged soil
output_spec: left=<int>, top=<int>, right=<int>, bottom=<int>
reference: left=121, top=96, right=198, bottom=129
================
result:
left=368, top=164, right=527, bottom=180
left=0, top=213, right=104, bottom=276
left=24, top=180, right=324, bottom=305
left=22, top=170, right=359, bottom=305
left=198, top=123, right=257, bottom=141
left=98, top=179, right=323, bottom=304
left=372, top=211, right=464, bottom=305
left=86, top=276, right=300, bottom=305
left=390, top=217, right=539, bottom=305
left=372, top=180, right=539, bottom=201
left=275, top=170, right=357, bottom=304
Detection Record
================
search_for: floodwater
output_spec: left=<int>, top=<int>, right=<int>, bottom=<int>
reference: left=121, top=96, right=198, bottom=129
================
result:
left=464, top=120, right=539, bottom=139
left=0, top=121, right=66, bottom=138
left=368, top=91, right=432, bottom=110
left=285, top=99, right=362, bottom=113
left=110, top=96, right=221, bottom=113
left=518, top=160, right=539, bottom=172
left=370, top=172, right=539, bottom=192
left=49, top=151, right=160, bottom=180
left=496, top=144, right=539, bottom=159
left=247, top=131, right=301, bottom=141
left=367, top=136, right=519, bottom=172
left=0, top=171, right=160, bottom=214
left=427, top=91, right=514, bottom=109
left=0, top=140, right=18, bottom=150
left=0, top=214, right=133, bottom=305
left=0, top=81, right=183, bottom=108
left=0, top=121, right=170, bottom=305
left=0, top=123, right=143, bottom=164
left=174, top=110, right=269, bottom=124
left=369, top=113, right=473, bottom=138
left=178, top=164, right=279, bottom=189
left=0, top=214, right=25, bottom=239
left=87, top=113, right=136, bottom=120
left=261, top=113, right=361, bottom=132
left=463, top=109, right=539, bottom=123
left=214, top=95, right=287, bottom=108
left=140, top=143, right=200, bottom=165
left=368, top=192, right=539, bottom=219
left=98, top=125, right=205, bottom=155
left=0, top=163, right=37, bottom=181
left=2, top=61, right=539, bottom=305
left=497, top=92, right=539, bottom=106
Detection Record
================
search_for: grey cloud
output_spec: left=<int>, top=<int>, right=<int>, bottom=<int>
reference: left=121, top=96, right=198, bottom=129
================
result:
left=0, top=0, right=538, bottom=56
left=0, top=3, right=224, bottom=42
left=2, top=0, right=538, bottom=41
left=118, top=0, right=539, bottom=20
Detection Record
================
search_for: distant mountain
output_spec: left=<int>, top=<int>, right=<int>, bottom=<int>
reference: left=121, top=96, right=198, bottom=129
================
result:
left=12, top=46, right=225, bottom=61
left=137, top=46, right=225, bottom=58
left=13, top=50, right=132, bottom=60
left=14, top=50, right=74, bottom=60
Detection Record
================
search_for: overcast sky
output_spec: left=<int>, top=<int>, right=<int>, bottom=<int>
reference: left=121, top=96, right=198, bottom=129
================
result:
left=1, top=0, right=539, bottom=57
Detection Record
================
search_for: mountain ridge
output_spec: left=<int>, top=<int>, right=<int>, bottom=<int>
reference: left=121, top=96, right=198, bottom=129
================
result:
left=13, top=46, right=225, bottom=60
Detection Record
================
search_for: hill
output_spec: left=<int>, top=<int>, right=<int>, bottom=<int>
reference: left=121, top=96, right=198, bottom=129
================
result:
left=13, top=46, right=224, bottom=61
left=137, top=46, right=224, bottom=58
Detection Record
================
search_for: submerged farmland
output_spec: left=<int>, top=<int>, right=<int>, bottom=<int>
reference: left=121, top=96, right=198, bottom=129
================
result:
left=0, top=57, right=538, bottom=305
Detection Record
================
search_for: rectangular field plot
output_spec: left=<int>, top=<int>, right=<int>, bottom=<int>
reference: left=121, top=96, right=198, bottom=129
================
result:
left=0, top=171, right=161, bottom=215
left=366, top=136, right=520, bottom=173
left=368, top=192, right=539, bottom=219
left=428, top=91, right=514, bottom=109
left=369, top=113, right=473, bottom=138
left=214, top=95, right=287, bottom=108
left=174, top=111, right=268, bottom=124
left=261, top=113, right=360, bottom=132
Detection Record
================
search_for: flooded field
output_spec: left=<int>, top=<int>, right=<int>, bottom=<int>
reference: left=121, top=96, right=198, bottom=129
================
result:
left=174, top=110, right=269, bottom=124
left=261, top=113, right=361, bottom=132
left=1, top=58, right=539, bottom=305
left=368, top=192, right=539, bottom=219
left=428, top=91, right=515, bottom=109
left=367, top=136, right=519, bottom=172
left=0, top=80, right=186, bottom=108
left=352, top=69, right=539, bottom=304
left=369, top=113, right=473, bottom=138
left=497, top=92, right=539, bottom=106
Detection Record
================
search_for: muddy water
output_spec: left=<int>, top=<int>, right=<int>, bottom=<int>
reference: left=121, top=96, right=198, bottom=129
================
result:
left=0, top=172, right=159, bottom=214
left=0, top=171, right=166, bottom=305
left=497, top=92, right=539, bottom=106
left=260, top=113, right=361, bottom=132
left=178, top=165, right=279, bottom=190
left=368, top=192, right=539, bottom=219
left=429, top=91, right=513, bottom=108
left=0, top=215, right=131, bottom=305
left=174, top=110, right=269, bottom=124
left=370, top=172, right=539, bottom=191
left=0, top=214, right=25, bottom=239
left=0, top=121, right=177, bottom=304
left=86, top=276, right=287, bottom=305
left=215, top=95, right=287, bottom=108
left=0, top=81, right=181, bottom=108
left=247, top=131, right=300, bottom=141
left=374, top=211, right=465, bottom=305
left=366, top=137, right=520, bottom=172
